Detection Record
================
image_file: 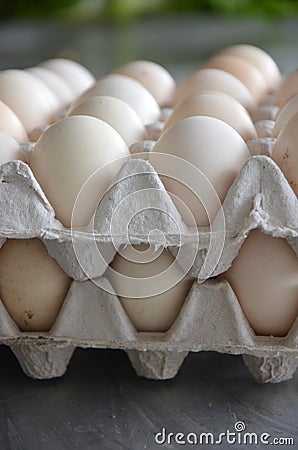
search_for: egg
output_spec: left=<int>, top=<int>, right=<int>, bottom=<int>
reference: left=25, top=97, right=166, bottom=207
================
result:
left=0, top=100, right=28, bottom=142
left=39, top=58, right=95, bottom=98
left=27, top=66, right=74, bottom=111
left=0, top=238, right=71, bottom=332
left=67, top=96, right=147, bottom=147
left=272, top=94, right=298, bottom=138
left=163, top=92, right=257, bottom=141
left=108, top=244, right=193, bottom=332
left=174, top=69, right=255, bottom=112
left=272, top=112, right=298, bottom=195
left=219, top=44, right=281, bottom=92
left=74, top=74, right=160, bottom=125
left=202, top=54, right=266, bottom=100
left=113, top=60, right=176, bottom=107
left=29, top=115, right=130, bottom=228
left=223, top=229, right=298, bottom=336
left=149, top=116, right=250, bottom=226
left=0, top=69, right=60, bottom=133
left=274, top=68, right=298, bottom=109
left=0, top=132, right=26, bottom=164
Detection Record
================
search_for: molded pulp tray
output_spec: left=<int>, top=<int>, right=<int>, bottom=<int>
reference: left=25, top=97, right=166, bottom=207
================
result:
left=0, top=142, right=297, bottom=383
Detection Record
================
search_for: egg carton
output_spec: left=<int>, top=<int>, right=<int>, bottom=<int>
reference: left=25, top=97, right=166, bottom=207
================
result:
left=0, top=152, right=296, bottom=278
left=1, top=277, right=298, bottom=383
left=0, top=134, right=297, bottom=383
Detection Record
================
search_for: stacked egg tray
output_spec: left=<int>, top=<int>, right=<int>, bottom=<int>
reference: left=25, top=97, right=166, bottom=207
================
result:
left=0, top=100, right=297, bottom=384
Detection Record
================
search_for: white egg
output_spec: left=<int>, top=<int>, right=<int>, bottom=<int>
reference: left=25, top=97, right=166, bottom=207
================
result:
left=0, top=100, right=28, bottom=142
left=0, top=238, right=71, bottom=331
left=163, top=92, right=257, bottom=141
left=272, top=93, right=298, bottom=138
left=108, top=244, right=193, bottom=332
left=75, top=74, right=161, bottom=125
left=223, top=229, right=298, bottom=337
left=150, top=116, right=250, bottom=226
left=29, top=115, right=130, bottom=228
left=272, top=112, right=298, bottom=196
left=202, top=54, right=266, bottom=100
left=113, top=60, right=176, bottom=107
left=0, top=69, right=60, bottom=133
left=174, top=68, right=255, bottom=112
left=67, top=96, right=147, bottom=147
left=27, top=66, right=74, bottom=110
left=219, top=44, right=281, bottom=92
left=274, top=68, right=298, bottom=108
left=39, top=58, right=95, bottom=98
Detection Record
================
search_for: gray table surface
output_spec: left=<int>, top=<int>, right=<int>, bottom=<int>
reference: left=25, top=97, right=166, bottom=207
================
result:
left=0, top=346, right=297, bottom=450
left=0, top=14, right=297, bottom=450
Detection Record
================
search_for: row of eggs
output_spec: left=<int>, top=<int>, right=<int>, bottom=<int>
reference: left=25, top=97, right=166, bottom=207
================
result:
left=0, top=47, right=297, bottom=230
left=0, top=229, right=297, bottom=339
left=0, top=45, right=297, bottom=341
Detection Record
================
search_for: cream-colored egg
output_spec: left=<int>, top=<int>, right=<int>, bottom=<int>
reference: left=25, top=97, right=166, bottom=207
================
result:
left=0, top=238, right=71, bottom=331
left=223, top=229, right=298, bottom=336
left=202, top=54, right=266, bottom=100
left=174, top=69, right=255, bottom=112
left=0, top=69, right=59, bottom=133
left=219, top=44, right=281, bottom=92
left=0, top=100, right=28, bottom=142
left=274, top=69, right=298, bottom=109
left=0, top=132, right=26, bottom=164
left=272, top=94, right=298, bottom=138
left=27, top=66, right=74, bottom=110
left=150, top=116, right=250, bottom=226
left=272, top=112, right=298, bottom=195
left=113, top=60, right=176, bottom=107
left=163, top=92, right=257, bottom=141
left=29, top=115, right=130, bottom=228
left=75, top=74, right=160, bottom=125
left=39, top=58, right=95, bottom=98
left=108, top=244, right=193, bottom=332
left=68, top=96, right=147, bottom=147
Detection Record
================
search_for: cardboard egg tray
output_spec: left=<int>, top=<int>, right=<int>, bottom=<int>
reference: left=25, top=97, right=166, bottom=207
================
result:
left=0, top=101, right=297, bottom=383
left=0, top=138, right=297, bottom=383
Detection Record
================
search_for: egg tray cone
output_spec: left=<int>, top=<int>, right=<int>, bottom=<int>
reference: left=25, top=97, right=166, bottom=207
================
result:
left=0, top=137, right=297, bottom=383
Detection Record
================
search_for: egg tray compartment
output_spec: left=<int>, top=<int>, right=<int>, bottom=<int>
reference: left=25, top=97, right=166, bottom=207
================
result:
left=0, top=144, right=297, bottom=383
left=0, top=277, right=297, bottom=383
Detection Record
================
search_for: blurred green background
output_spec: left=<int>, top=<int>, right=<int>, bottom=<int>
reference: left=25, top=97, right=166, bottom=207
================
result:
left=0, top=0, right=298, bottom=21
left=0, top=0, right=297, bottom=79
